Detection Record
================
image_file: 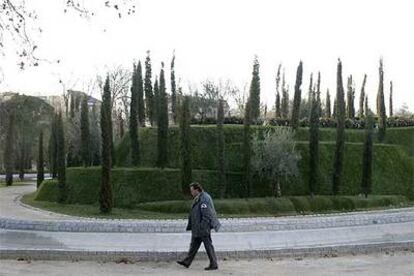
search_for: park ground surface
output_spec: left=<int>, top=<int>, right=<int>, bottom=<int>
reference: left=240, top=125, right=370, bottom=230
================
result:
left=0, top=251, right=413, bottom=276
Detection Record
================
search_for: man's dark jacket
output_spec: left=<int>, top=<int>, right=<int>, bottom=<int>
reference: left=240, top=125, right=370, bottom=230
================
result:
left=186, top=192, right=221, bottom=237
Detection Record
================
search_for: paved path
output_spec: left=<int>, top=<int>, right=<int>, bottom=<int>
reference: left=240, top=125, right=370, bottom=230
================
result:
left=1, top=181, right=414, bottom=261
left=1, top=251, right=414, bottom=276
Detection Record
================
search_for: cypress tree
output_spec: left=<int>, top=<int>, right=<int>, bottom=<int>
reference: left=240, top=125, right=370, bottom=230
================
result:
left=70, top=92, right=75, bottom=119
left=217, top=99, right=226, bottom=198
left=153, top=77, right=159, bottom=123
left=361, top=97, right=373, bottom=198
left=358, top=74, right=367, bottom=118
left=309, top=73, right=320, bottom=197
left=136, top=61, right=145, bottom=126
left=377, top=59, right=387, bottom=142
left=275, top=64, right=282, bottom=118
left=307, top=73, right=314, bottom=117
left=48, top=114, right=58, bottom=178
left=316, top=73, right=322, bottom=117
left=157, top=63, right=169, bottom=168
left=291, top=61, right=303, bottom=129
left=389, top=81, right=393, bottom=117
left=56, top=112, right=66, bottom=203
left=4, top=113, right=15, bottom=186
left=332, top=59, right=346, bottom=195
left=281, top=70, right=289, bottom=119
left=346, top=75, right=355, bottom=118
left=80, top=95, right=90, bottom=167
left=37, top=130, right=44, bottom=188
left=180, top=96, right=192, bottom=194
left=325, top=89, right=331, bottom=118
left=171, top=52, right=178, bottom=124
left=130, top=63, right=140, bottom=166
left=248, top=56, right=261, bottom=121
left=242, top=100, right=252, bottom=197
left=99, top=76, right=113, bottom=213
left=333, top=97, right=337, bottom=119
left=144, top=51, right=154, bottom=126
left=118, top=112, right=124, bottom=139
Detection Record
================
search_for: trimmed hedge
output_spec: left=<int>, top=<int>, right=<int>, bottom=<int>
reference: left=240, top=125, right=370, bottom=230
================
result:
left=189, top=116, right=414, bottom=128
left=136, top=195, right=409, bottom=215
left=115, top=126, right=414, bottom=168
left=35, top=180, right=58, bottom=202
left=36, top=142, right=413, bottom=207
left=36, top=167, right=245, bottom=208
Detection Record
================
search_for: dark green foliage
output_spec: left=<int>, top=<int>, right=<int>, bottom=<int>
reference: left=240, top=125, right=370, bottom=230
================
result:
left=309, top=73, right=320, bottom=196
left=333, top=59, right=346, bottom=195
left=80, top=96, right=90, bottom=167
left=180, top=96, right=192, bottom=194
left=144, top=51, right=154, bottom=126
left=48, top=114, right=58, bottom=178
left=129, top=63, right=140, bottom=166
left=153, top=78, right=159, bottom=126
left=325, top=89, right=331, bottom=118
left=171, top=53, right=177, bottom=124
left=346, top=75, right=355, bottom=118
left=291, top=61, right=303, bottom=129
left=100, top=76, right=113, bottom=213
left=35, top=179, right=58, bottom=202
left=358, top=74, right=367, bottom=118
left=4, top=113, right=15, bottom=186
left=389, top=81, right=393, bottom=117
left=377, top=59, right=387, bottom=142
left=70, top=92, right=75, bottom=118
left=248, top=56, right=261, bottom=121
left=275, top=64, right=282, bottom=118
left=56, top=112, right=67, bottom=203
left=137, top=61, right=145, bottom=126
left=361, top=111, right=374, bottom=198
left=281, top=70, right=290, bottom=119
left=157, top=63, right=169, bottom=168
left=217, top=99, right=226, bottom=198
left=242, top=101, right=252, bottom=197
left=37, top=130, right=44, bottom=188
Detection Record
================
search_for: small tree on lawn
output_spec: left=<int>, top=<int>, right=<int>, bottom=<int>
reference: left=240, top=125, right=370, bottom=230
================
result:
left=361, top=97, right=374, bottom=198
left=217, top=98, right=226, bottom=198
left=99, top=76, right=113, bottom=213
left=4, top=112, right=15, bottom=186
left=56, top=112, right=67, bottom=203
left=291, top=61, right=303, bottom=129
left=37, top=130, right=44, bottom=188
left=80, top=95, right=90, bottom=167
left=251, top=126, right=301, bottom=197
left=180, top=96, right=192, bottom=194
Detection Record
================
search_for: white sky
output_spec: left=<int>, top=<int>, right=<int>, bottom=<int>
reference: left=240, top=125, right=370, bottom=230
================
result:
left=0, top=0, right=413, bottom=112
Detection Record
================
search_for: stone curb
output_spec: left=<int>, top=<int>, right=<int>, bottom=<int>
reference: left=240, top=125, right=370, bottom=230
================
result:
left=1, top=208, right=414, bottom=233
left=1, top=242, right=413, bottom=261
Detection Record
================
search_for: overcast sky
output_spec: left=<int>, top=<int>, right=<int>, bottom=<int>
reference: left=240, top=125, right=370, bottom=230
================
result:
left=0, top=0, right=413, bottom=112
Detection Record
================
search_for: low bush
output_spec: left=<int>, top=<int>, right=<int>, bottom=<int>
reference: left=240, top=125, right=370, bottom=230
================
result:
left=35, top=179, right=58, bottom=202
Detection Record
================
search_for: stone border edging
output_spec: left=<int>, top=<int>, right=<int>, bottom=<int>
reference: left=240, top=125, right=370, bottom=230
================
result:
left=1, top=241, right=413, bottom=261
left=1, top=208, right=414, bottom=233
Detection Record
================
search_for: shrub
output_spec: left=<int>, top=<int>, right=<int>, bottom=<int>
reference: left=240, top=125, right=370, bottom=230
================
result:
left=289, top=196, right=311, bottom=213
left=35, top=180, right=58, bottom=202
left=308, top=196, right=334, bottom=212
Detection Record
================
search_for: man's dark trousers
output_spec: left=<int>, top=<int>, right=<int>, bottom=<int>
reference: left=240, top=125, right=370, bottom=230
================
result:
left=182, top=234, right=217, bottom=267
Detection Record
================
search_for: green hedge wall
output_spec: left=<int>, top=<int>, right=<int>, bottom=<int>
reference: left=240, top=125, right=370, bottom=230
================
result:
left=136, top=195, right=408, bottom=215
left=36, top=140, right=413, bottom=206
left=116, top=126, right=414, bottom=169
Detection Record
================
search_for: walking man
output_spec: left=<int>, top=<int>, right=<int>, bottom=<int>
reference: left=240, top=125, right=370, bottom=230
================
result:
left=177, top=182, right=221, bottom=270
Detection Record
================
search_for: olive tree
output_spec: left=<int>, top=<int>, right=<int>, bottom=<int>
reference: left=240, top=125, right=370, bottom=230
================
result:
left=251, top=126, right=301, bottom=197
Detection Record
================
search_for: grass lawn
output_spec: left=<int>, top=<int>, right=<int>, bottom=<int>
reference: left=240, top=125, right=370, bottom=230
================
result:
left=21, top=192, right=414, bottom=220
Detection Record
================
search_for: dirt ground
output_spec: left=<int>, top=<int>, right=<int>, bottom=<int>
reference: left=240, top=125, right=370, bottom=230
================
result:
left=1, top=251, right=413, bottom=276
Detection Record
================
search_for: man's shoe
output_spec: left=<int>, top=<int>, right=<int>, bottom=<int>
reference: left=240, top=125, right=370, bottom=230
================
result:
left=204, top=265, right=218, bottom=271
left=177, top=260, right=189, bottom=268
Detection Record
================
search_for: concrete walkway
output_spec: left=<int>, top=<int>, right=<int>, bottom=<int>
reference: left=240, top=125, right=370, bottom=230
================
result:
left=1, top=181, right=414, bottom=261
